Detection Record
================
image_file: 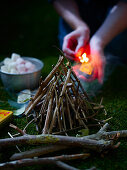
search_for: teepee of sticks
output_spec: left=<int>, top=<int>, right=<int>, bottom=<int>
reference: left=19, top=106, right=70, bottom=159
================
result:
left=25, top=56, right=98, bottom=134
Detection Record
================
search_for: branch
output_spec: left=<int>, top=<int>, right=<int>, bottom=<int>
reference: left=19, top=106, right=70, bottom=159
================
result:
left=0, top=153, right=89, bottom=169
left=55, top=161, right=79, bottom=170
left=0, top=134, right=112, bottom=152
left=9, top=124, right=26, bottom=136
left=10, top=145, right=68, bottom=160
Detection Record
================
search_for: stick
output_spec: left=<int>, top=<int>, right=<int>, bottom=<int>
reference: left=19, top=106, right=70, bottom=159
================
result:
left=55, top=161, right=79, bottom=170
left=8, top=132, right=21, bottom=153
left=55, top=89, right=62, bottom=132
left=0, top=153, right=89, bottom=169
left=9, top=124, right=26, bottom=136
left=42, top=96, right=54, bottom=134
left=24, top=87, right=48, bottom=115
left=49, top=68, right=72, bottom=133
left=65, top=94, right=73, bottom=129
left=0, top=133, right=113, bottom=152
left=25, top=56, right=64, bottom=113
left=23, top=119, right=34, bottom=132
left=61, top=99, right=67, bottom=131
left=10, top=145, right=68, bottom=160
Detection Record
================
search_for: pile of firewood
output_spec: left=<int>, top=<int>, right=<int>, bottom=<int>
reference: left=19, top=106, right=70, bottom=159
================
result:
left=0, top=56, right=127, bottom=170
left=24, top=56, right=104, bottom=135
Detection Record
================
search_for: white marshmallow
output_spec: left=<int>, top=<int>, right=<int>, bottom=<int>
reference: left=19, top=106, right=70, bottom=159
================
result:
left=1, top=65, right=9, bottom=73
left=8, top=62, right=17, bottom=71
left=16, top=58, right=25, bottom=65
left=11, top=53, right=21, bottom=62
left=3, top=58, right=11, bottom=66
left=16, top=64, right=26, bottom=73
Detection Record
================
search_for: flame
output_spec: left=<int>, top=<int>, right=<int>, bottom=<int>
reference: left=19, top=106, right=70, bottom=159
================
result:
left=79, top=53, right=89, bottom=63
left=73, top=47, right=95, bottom=81
left=73, top=52, right=94, bottom=81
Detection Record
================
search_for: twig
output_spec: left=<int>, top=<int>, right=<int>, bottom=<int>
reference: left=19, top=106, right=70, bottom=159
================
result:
left=8, top=132, right=21, bottom=153
left=49, top=68, right=72, bottom=133
left=0, top=153, right=90, bottom=169
left=23, top=119, right=34, bottom=132
left=42, top=96, right=54, bottom=134
left=9, top=124, right=26, bottom=136
left=55, top=161, right=80, bottom=170
left=10, top=145, right=68, bottom=160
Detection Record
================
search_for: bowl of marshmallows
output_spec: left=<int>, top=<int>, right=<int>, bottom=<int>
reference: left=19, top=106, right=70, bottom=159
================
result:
left=0, top=53, right=44, bottom=92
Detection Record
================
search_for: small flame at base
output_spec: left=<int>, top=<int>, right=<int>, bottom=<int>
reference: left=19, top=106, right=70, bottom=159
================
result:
left=79, top=53, right=89, bottom=63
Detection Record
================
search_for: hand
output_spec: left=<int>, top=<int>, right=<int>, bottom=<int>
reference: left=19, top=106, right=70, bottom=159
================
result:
left=90, top=36, right=106, bottom=83
left=62, top=26, right=90, bottom=60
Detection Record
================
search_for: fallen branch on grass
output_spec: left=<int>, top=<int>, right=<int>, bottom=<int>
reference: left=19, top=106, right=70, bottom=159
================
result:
left=0, top=153, right=90, bottom=169
left=0, top=133, right=113, bottom=152
left=10, top=145, right=69, bottom=160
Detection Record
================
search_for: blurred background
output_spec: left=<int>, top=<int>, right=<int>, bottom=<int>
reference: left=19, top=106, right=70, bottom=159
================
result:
left=0, top=0, right=59, bottom=77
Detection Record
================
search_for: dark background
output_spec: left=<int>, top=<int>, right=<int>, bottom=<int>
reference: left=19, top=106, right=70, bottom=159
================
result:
left=0, top=0, right=59, bottom=59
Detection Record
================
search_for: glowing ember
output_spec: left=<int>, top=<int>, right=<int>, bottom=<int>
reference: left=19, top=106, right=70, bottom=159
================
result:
left=79, top=53, right=89, bottom=63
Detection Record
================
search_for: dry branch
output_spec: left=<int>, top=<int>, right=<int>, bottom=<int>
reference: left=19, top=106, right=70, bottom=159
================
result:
left=0, top=133, right=113, bottom=152
left=10, top=145, right=69, bottom=160
left=0, top=153, right=90, bottom=169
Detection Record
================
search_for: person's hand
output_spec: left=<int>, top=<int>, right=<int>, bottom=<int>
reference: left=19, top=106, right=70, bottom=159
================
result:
left=62, top=26, right=90, bottom=60
left=90, top=36, right=106, bottom=83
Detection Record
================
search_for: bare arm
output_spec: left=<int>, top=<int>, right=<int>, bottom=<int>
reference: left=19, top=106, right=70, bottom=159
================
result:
left=91, top=1, right=127, bottom=48
left=90, top=1, right=127, bottom=83
left=53, top=0, right=88, bottom=30
left=53, top=0, right=90, bottom=57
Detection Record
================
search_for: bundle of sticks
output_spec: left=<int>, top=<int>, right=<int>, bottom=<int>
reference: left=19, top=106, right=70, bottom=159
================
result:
left=24, top=56, right=103, bottom=134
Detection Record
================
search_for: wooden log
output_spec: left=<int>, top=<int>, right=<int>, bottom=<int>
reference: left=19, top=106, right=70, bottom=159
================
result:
left=0, top=133, right=113, bottom=152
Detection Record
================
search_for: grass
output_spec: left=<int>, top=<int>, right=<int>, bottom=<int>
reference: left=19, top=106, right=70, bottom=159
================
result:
left=0, top=1, right=127, bottom=169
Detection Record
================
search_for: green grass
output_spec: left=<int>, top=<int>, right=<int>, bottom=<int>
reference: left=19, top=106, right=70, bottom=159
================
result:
left=0, top=1, right=127, bottom=169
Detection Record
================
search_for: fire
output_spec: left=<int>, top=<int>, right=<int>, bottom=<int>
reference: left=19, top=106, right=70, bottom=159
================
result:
left=78, top=52, right=92, bottom=75
left=73, top=48, right=94, bottom=81
left=79, top=53, right=89, bottom=63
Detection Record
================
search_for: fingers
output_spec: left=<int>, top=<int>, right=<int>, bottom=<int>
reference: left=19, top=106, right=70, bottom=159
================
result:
left=75, top=35, right=89, bottom=54
left=62, top=28, right=90, bottom=61
left=62, top=35, right=75, bottom=60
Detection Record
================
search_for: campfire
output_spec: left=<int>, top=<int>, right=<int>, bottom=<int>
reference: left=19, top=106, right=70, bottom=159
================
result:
left=25, top=55, right=102, bottom=134
left=0, top=55, right=127, bottom=170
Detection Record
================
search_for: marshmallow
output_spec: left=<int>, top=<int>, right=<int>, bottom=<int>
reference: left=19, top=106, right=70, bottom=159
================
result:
left=11, top=53, right=21, bottom=62
left=3, top=58, right=11, bottom=66
left=1, top=53, right=36, bottom=74
left=8, top=62, right=17, bottom=71
left=16, top=58, right=25, bottom=65
left=16, top=64, right=26, bottom=73
left=1, top=65, right=9, bottom=73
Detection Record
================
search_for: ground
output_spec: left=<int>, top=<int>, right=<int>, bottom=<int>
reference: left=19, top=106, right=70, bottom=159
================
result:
left=0, top=1, right=127, bottom=169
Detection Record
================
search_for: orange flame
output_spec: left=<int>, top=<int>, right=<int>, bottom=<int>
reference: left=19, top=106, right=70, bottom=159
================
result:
left=79, top=53, right=89, bottom=63
left=73, top=50, right=94, bottom=81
